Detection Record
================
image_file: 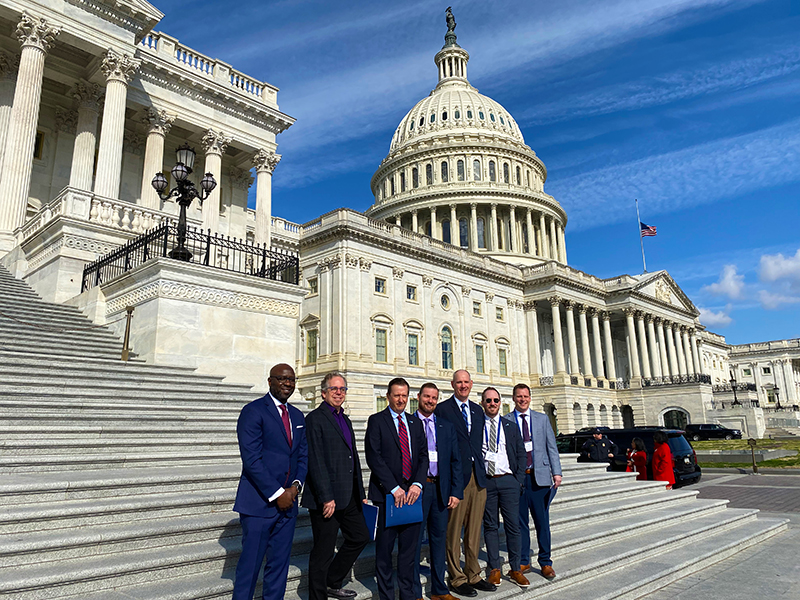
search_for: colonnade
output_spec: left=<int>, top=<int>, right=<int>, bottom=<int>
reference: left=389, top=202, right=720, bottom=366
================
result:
left=730, top=358, right=799, bottom=404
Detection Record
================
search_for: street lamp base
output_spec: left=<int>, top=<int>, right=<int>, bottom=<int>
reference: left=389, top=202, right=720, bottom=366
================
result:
left=169, top=247, right=193, bottom=261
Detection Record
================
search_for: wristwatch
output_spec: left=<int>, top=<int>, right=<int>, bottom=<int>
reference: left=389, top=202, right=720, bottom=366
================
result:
left=291, top=480, right=303, bottom=494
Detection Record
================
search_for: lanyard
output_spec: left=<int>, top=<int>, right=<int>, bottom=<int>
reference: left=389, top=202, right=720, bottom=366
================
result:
left=484, top=418, right=501, bottom=448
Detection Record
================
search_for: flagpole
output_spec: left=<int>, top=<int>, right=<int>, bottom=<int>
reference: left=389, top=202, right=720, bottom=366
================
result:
left=635, top=198, right=647, bottom=273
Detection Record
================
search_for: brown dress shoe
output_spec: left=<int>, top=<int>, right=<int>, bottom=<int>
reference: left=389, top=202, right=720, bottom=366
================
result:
left=431, top=595, right=462, bottom=600
left=519, top=563, right=532, bottom=574
left=508, top=570, right=530, bottom=587
left=541, top=564, right=556, bottom=580
left=487, top=568, right=502, bottom=585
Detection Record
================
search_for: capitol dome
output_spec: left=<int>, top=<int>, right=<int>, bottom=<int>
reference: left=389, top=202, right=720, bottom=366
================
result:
left=366, top=14, right=568, bottom=267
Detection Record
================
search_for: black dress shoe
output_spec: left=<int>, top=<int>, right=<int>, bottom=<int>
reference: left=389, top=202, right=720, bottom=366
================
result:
left=451, top=583, right=477, bottom=597
left=472, top=579, right=497, bottom=592
left=327, top=588, right=357, bottom=599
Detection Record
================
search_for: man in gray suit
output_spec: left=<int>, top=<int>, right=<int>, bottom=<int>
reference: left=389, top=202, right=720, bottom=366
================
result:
left=504, top=383, right=562, bottom=581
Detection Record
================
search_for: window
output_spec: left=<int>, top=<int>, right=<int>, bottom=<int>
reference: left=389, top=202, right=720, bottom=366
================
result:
left=466, top=109, right=473, bottom=119
left=522, top=224, right=529, bottom=253
left=498, top=348, right=508, bottom=376
left=503, top=163, right=510, bottom=183
left=440, top=294, right=451, bottom=310
left=412, top=167, right=419, bottom=188
left=473, top=159, right=481, bottom=181
left=473, top=301, right=482, bottom=316
left=408, top=334, right=419, bottom=366
left=457, top=159, right=465, bottom=181
left=419, top=117, right=424, bottom=127
left=489, top=161, right=496, bottom=182
left=500, top=116, right=505, bottom=124
left=375, top=277, right=386, bottom=294
left=476, top=345, right=485, bottom=374
left=376, top=328, right=387, bottom=362
left=441, top=327, right=453, bottom=369
left=442, top=219, right=451, bottom=244
left=479, top=110, right=485, bottom=120
left=496, top=218, right=504, bottom=249
left=762, top=366, right=771, bottom=375
left=489, top=113, right=495, bottom=122
left=308, top=277, right=318, bottom=295
left=441, top=161, right=449, bottom=182
left=430, top=113, right=435, bottom=123
left=400, top=172, right=406, bottom=192
left=390, top=177, right=395, bottom=195
left=477, top=217, right=486, bottom=248
left=526, top=170, right=530, bottom=187
left=33, top=131, right=44, bottom=160
left=516, top=166, right=521, bottom=185
left=409, top=121, right=414, bottom=131
left=459, top=218, right=469, bottom=247
left=426, top=164, right=433, bottom=185
left=442, top=110, right=448, bottom=121
left=426, top=221, right=432, bottom=237
left=307, top=330, right=318, bottom=364
left=743, top=368, right=752, bottom=376
left=454, top=109, right=460, bottom=119
left=406, top=285, right=417, bottom=301
left=496, top=307, right=504, bottom=321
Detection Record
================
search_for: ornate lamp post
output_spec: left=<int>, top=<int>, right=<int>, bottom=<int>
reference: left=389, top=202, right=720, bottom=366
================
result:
left=729, top=370, right=740, bottom=405
left=774, top=386, right=782, bottom=410
left=151, top=143, right=217, bottom=261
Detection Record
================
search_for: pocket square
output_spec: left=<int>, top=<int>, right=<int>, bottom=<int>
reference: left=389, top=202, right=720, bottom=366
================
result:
left=295, top=425, right=304, bottom=428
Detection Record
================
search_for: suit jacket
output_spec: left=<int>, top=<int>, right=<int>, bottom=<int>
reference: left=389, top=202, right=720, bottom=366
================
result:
left=301, top=403, right=365, bottom=510
left=435, top=396, right=487, bottom=489
left=485, top=417, right=526, bottom=487
left=365, top=408, right=429, bottom=504
left=505, top=410, right=562, bottom=487
left=418, top=414, right=464, bottom=504
left=233, top=393, right=308, bottom=517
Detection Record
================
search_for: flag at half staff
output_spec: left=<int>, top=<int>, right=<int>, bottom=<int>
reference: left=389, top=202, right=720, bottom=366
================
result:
left=640, top=222, right=657, bottom=237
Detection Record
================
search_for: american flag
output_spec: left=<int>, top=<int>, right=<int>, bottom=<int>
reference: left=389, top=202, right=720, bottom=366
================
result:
left=640, top=222, right=657, bottom=237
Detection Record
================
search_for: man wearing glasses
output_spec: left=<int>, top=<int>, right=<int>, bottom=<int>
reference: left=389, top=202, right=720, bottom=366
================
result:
left=302, top=372, right=370, bottom=600
left=232, top=363, right=307, bottom=600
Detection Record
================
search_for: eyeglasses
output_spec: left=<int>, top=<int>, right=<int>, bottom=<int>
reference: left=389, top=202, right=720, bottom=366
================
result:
left=484, top=398, right=501, bottom=404
left=271, top=376, right=296, bottom=383
left=325, top=386, right=348, bottom=394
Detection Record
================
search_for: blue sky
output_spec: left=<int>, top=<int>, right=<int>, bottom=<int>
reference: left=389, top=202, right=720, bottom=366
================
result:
left=153, top=0, right=800, bottom=345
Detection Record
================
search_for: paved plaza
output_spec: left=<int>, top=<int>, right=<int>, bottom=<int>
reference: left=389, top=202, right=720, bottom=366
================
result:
left=641, top=472, right=800, bottom=600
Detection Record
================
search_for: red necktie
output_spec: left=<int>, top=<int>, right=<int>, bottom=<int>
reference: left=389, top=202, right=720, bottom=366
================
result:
left=280, top=404, right=292, bottom=447
left=398, top=415, right=412, bottom=481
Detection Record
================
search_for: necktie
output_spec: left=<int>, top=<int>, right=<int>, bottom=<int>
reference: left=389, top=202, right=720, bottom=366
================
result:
left=488, top=418, right=497, bottom=476
left=461, top=403, right=469, bottom=431
left=279, top=404, right=292, bottom=447
left=425, top=418, right=438, bottom=477
left=521, top=413, right=532, bottom=469
left=398, top=415, right=412, bottom=481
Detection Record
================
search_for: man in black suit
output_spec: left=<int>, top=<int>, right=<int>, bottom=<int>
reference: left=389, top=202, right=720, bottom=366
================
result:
left=365, top=377, right=429, bottom=600
left=413, top=382, right=463, bottom=600
left=480, top=387, right=529, bottom=589
left=434, top=370, right=495, bottom=597
left=302, top=372, right=370, bottom=600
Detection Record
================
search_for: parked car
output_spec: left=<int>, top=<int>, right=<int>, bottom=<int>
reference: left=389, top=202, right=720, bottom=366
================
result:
left=556, top=427, right=702, bottom=487
left=684, top=423, right=742, bottom=441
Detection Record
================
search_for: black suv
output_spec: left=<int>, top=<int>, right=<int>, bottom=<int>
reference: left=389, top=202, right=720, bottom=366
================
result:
left=556, top=427, right=702, bottom=487
left=684, top=424, right=742, bottom=441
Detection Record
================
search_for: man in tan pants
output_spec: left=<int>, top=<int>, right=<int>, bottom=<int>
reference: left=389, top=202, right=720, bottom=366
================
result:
left=434, top=370, right=495, bottom=597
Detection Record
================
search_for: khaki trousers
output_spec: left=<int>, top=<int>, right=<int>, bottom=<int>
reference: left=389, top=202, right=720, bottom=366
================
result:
left=445, top=471, right=487, bottom=586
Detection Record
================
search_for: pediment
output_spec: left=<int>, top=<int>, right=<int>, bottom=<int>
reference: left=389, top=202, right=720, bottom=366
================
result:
left=633, top=271, right=698, bottom=316
left=300, top=313, right=319, bottom=326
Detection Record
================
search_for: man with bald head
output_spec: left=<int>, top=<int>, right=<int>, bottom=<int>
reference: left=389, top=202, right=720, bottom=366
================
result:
left=232, top=363, right=307, bottom=600
left=435, top=370, right=494, bottom=597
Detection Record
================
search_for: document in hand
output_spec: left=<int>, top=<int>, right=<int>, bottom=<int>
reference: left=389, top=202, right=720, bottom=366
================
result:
left=362, top=502, right=379, bottom=541
left=384, top=493, right=423, bottom=527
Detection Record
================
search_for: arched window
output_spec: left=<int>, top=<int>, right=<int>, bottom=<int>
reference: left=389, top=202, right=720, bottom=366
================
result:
left=441, top=161, right=449, bottom=183
left=412, top=167, right=419, bottom=188
left=419, top=116, right=424, bottom=127
left=477, top=217, right=486, bottom=249
left=479, top=110, right=485, bottom=120
left=503, top=163, right=510, bottom=183
left=442, top=219, right=451, bottom=244
left=459, top=217, right=469, bottom=247
left=441, top=327, right=453, bottom=370
left=489, top=161, right=496, bottom=182
left=466, top=109, right=473, bottom=119
left=409, top=121, right=414, bottom=131
left=473, top=159, right=482, bottom=181
left=526, top=170, right=530, bottom=187
left=430, top=113, right=436, bottom=123
left=426, top=164, right=433, bottom=185
left=490, top=113, right=495, bottom=122
left=400, top=172, right=406, bottom=192
left=516, top=166, right=521, bottom=185
left=442, top=110, right=448, bottom=121
left=457, top=160, right=465, bottom=181
left=390, top=177, right=395, bottom=195
left=500, top=115, right=505, bottom=124
left=454, top=109, right=461, bottom=119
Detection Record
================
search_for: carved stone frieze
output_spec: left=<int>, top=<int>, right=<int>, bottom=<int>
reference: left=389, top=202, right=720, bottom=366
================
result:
left=253, top=149, right=281, bottom=173
left=16, top=12, right=60, bottom=53
left=359, top=257, right=372, bottom=271
left=100, top=49, right=140, bottom=84
left=345, top=253, right=359, bottom=268
left=201, top=128, right=232, bottom=156
left=654, top=279, right=671, bottom=303
left=143, top=107, right=175, bottom=136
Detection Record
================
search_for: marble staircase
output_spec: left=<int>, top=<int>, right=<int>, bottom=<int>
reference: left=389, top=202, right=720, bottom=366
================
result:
left=0, top=264, right=789, bottom=599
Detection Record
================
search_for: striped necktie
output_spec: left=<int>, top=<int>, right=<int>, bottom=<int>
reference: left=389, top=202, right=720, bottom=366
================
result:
left=398, top=415, right=412, bottom=481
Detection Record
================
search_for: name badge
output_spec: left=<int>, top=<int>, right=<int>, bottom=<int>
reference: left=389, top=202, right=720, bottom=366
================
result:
left=525, top=441, right=533, bottom=452
left=485, top=452, right=499, bottom=463
left=428, top=451, right=438, bottom=463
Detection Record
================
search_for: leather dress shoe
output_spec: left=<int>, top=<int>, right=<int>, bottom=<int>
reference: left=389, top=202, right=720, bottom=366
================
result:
left=487, top=569, right=502, bottom=586
left=519, top=563, right=532, bottom=574
left=450, top=583, right=477, bottom=597
left=508, top=570, right=530, bottom=588
left=432, top=595, right=462, bottom=600
left=327, top=588, right=357, bottom=599
left=540, top=564, right=556, bottom=580
left=472, top=579, right=497, bottom=592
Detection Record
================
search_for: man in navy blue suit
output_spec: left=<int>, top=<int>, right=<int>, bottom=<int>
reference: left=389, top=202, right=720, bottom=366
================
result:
left=413, top=382, right=463, bottom=600
left=232, top=363, right=307, bottom=600
left=365, top=377, right=428, bottom=600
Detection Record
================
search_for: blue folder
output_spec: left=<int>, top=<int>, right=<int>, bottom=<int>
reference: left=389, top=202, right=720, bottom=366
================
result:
left=362, top=502, right=379, bottom=541
left=385, top=493, right=423, bottom=527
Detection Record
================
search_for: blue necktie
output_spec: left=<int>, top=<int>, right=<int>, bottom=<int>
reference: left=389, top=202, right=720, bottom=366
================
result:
left=461, top=403, right=469, bottom=431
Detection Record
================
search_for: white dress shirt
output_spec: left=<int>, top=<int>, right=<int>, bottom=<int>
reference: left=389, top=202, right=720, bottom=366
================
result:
left=482, top=415, right=511, bottom=476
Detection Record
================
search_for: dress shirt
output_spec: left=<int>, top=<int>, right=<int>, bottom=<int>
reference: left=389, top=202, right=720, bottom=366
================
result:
left=268, top=393, right=301, bottom=502
left=416, top=411, right=438, bottom=477
left=389, top=408, right=422, bottom=493
left=325, top=401, right=353, bottom=451
left=482, top=415, right=511, bottom=475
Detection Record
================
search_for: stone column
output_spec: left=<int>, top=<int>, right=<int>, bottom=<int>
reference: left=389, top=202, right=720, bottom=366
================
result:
left=578, top=305, right=593, bottom=377
left=655, top=318, right=670, bottom=377
left=690, top=330, right=702, bottom=375
left=253, top=148, right=281, bottom=247
left=65, top=81, right=103, bottom=192
left=509, top=206, right=518, bottom=253
left=635, top=312, right=651, bottom=379
left=411, top=209, right=418, bottom=234
left=0, top=53, right=19, bottom=172
left=665, top=321, right=679, bottom=376
left=559, top=224, right=568, bottom=263
left=783, top=360, right=797, bottom=403
left=673, top=324, right=687, bottom=376
left=601, top=312, right=617, bottom=381
left=591, top=309, right=605, bottom=379
left=490, top=203, right=498, bottom=251
left=624, top=308, right=641, bottom=378
left=549, top=217, right=558, bottom=261
left=646, top=315, right=662, bottom=378
left=525, top=301, right=542, bottom=377
left=751, top=361, right=763, bottom=404
left=469, top=203, right=477, bottom=249
left=526, top=209, right=535, bottom=255
left=394, top=215, right=401, bottom=226
left=93, top=49, right=140, bottom=199
left=0, top=13, right=60, bottom=240
left=138, top=107, right=175, bottom=209
left=549, top=297, right=567, bottom=375
left=200, top=128, right=231, bottom=233
left=449, top=203, right=458, bottom=246
left=682, top=327, right=694, bottom=375
left=430, top=207, right=437, bottom=239
left=564, top=300, right=580, bottom=376
left=539, top=212, right=548, bottom=258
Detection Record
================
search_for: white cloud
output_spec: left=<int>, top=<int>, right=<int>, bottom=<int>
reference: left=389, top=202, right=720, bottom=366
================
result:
left=759, top=249, right=800, bottom=286
left=698, top=306, right=733, bottom=327
left=702, top=265, right=745, bottom=299
left=758, top=290, right=800, bottom=310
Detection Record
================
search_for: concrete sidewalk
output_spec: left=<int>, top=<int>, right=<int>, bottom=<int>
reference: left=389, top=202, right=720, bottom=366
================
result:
left=640, top=473, right=800, bottom=599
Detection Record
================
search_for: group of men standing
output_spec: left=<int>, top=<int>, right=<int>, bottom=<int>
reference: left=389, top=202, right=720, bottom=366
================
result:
left=231, top=365, right=562, bottom=600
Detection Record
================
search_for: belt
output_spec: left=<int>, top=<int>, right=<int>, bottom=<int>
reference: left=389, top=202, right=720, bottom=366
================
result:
left=426, top=476, right=439, bottom=483
left=525, top=469, right=532, bottom=474
left=488, top=473, right=511, bottom=479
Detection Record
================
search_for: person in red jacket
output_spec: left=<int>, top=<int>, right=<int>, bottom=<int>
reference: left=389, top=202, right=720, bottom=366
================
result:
left=626, top=437, right=647, bottom=481
left=652, top=431, right=676, bottom=489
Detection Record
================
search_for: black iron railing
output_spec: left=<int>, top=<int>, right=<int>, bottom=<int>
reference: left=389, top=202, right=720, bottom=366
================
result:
left=81, top=224, right=299, bottom=292
left=712, top=382, right=757, bottom=393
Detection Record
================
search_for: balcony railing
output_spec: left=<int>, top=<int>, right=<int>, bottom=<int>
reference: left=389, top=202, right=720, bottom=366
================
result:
left=712, top=383, right=757, bottom=393
left=81, top=224, right=298, bottom=292
left=642, top=374, right=712, bottom=387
